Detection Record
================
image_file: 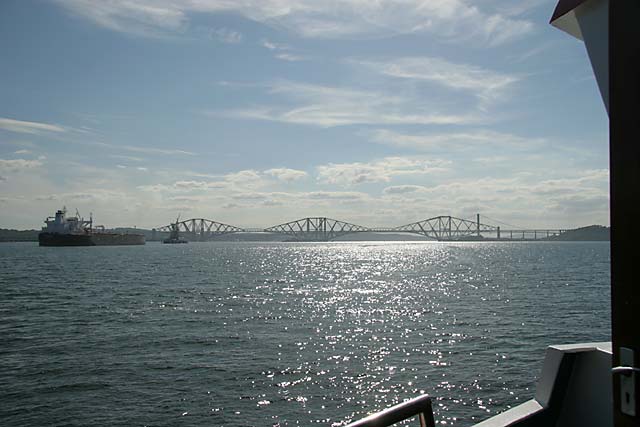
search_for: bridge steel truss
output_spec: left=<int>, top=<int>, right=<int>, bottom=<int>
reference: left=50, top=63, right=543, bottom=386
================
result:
left=263, top=217, right=369, bottom=241
left=155, top=218, right=244, bottom=241
left=153, top=215, right=567, bottom=242
left=395, top=215, right=498, bottom=240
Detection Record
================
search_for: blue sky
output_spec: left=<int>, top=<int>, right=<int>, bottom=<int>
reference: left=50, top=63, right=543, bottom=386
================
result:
left=0, top=0, right=609, bottom=230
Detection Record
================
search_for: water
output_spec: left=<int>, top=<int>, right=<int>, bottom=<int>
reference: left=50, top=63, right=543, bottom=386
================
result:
left=0, top=241, right=610, bottom=426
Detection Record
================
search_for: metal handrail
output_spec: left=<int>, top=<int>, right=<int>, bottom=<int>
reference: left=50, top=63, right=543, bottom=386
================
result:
left=345, top=395, right=436, bottom=427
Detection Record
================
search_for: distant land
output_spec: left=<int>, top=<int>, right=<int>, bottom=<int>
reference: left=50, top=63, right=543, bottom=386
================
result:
left=0, top=225, right=611, bottom=242
left=0, top=229, right=40, bottom=242
left=544, top=225, right=610, bottom=241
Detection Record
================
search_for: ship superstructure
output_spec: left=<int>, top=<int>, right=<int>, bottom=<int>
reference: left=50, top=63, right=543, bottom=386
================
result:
left=43, top=208, right=92, bottom=234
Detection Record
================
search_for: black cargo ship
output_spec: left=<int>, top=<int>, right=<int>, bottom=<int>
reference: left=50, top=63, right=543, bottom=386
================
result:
left=38, top=208, right=145, bottom=246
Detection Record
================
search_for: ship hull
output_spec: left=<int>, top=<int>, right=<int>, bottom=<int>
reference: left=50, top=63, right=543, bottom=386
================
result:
left=38, top=232, right=145, bottom=246
left=163, top=238, right=188, bottom=244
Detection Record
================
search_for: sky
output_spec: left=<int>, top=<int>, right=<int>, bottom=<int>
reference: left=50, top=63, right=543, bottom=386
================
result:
left=0, top=0, right=609, bottom=230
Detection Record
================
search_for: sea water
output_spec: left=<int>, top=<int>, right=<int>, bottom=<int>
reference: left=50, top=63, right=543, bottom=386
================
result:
left=0, top=241, right=610, bottom=426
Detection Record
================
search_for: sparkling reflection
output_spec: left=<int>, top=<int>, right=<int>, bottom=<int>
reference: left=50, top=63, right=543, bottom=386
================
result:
left=0, top=241, right=610, bottom=426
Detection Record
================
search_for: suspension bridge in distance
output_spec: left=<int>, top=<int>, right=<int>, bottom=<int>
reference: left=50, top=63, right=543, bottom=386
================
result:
left=152, top=214, right=567, bottom=242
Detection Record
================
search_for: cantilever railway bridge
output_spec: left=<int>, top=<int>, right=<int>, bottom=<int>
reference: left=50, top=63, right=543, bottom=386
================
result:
left=153, top=215, right=567, bottom=242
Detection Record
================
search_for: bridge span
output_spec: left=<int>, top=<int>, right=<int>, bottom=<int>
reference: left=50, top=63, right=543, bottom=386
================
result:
left=153, top=215, right=566, bottom=242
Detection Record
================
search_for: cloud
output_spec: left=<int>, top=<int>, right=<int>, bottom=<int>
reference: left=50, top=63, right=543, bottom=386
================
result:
left=507, top=41, right=556, bottom=63
left=261, top=38, right=308, bottom=61
left=37, top=135, right=196, bottom=157
left=547, top=194, right=609, bottom=215
left=33, top=189, right=129, bottom=203
left=383, top=185, right=426, bottom=194
left=356, top=57, right=519, bottom=105
left=473, top=156, right=509, bottom=164
left=210, top=81, right=479, bottom=127
left=75, top=139, right=196, bottom=156
left=57, top=0, right=187, bottom=37
left=305, top=191, right=367, bottom=200
left=375, top=169, right=610, bottom=227
left=261, top=39, right=290, bottom=51
left=2, top=157, right=609, bottom=229
left=0, top=158, right=44, bottom=173
left=220, top=202, right=240, bottom=209
left=530, top=169, right=609, bottom=196
left=261, top=199, right=284, bottom=207
left=109, top=154, right=145, bottom=162
left=210, top=28, right=243, bottom=44
left=138, top=180, right=227, bottom=193
left=224, top=169, right=263, bottom=185
left=264, top=168, right=307, bottom=182
left=370, top=129, right=545, bottom=151
left=118, top=144, right=195, bottom=156
left=275, top=53, right=308, bottom=62
left=57, top=0, right=533, bottom=45
left=232, top=192, right=268, bottom=201
left=0, top=117, right=66, bottom=135
left=317, top=157, right=450, bottom=185
left=167, top=196, right=205, bottom=203
left=137, top=168, right=308, bottom=197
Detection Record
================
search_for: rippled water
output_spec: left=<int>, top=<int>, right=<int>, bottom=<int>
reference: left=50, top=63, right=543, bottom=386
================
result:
left=0, top=241, right=610, bottom=426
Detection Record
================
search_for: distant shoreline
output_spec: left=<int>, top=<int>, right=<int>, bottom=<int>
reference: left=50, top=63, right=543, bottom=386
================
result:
left=0, top=225, right=610, bottom=242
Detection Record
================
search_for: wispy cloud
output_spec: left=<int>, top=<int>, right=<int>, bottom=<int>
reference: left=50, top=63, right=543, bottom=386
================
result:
left=382, top=185, right=426, bottom=195
left=0, top=158, right=44, bottom=184
left=109, top=154, right=145, bottom=162
left=317, top=157, right=450, bottom=185
left=141, top=167, right=309, bottom=196
left=223, top=169, right=263, bottom=186
left=118, top=144, right=194, bottom=156
left=264, top=168, right=308, bottom=182
left=261, top=39, right=290, bottom=51
left=379, top=169, right=610, bottom=227
left=473, top=156, right=509, bottom=164
left=209, top=81, right=480, bottom=127
left=60, top=138, right=196, bottom=156
left=274, top=52, right=308, bottom=62
left=58, top=0, right=187, bottom=38
left=530, top=169, right=609, bottom=195
left=0, top=158, right=44, bottom=172
left=355, top=57, right=518, bottom=106
left=0, top=117, right=66, bottom=135
left=210, top=28, right=243, bottom=44
left=261, top=38, right=308, bottom=61
left=507, top=42, right=556, bottom=63
left=138, top=180, right=227, bottom=193
left=57, top=0, right=533, bottom=45
left=370, top=129, right=545, bottom=151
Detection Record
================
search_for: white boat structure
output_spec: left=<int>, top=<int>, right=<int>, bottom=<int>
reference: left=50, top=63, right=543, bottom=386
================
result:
left=344, top=1, right=639, bottom=426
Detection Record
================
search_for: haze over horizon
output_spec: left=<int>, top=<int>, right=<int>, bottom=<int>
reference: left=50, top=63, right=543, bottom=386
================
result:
left=0, top=0, right=609, bottom=230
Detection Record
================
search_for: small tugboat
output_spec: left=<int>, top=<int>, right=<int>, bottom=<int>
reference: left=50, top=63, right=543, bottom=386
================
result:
left=38, top=207, right=145, bottom=246
left=163, top=216, right=188, bottom=244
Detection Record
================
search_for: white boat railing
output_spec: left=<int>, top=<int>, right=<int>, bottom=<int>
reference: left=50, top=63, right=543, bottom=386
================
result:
left=344, top=395, right=435, bottom=427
